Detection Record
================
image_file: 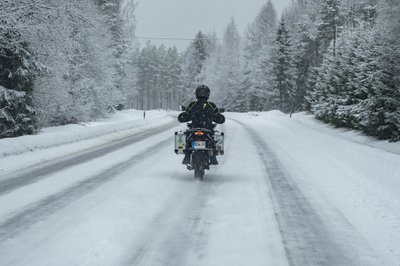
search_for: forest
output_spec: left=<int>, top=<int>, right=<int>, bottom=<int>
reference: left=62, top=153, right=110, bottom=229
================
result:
left=1, top=0, right=399, bottom=140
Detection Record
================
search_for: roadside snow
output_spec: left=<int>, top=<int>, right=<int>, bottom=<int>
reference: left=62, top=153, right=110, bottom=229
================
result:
left=229, top=111, right=400, bottom=265
left=290, top=112, right=400, bottom=155
left=0, top=110, right=176, bottom=175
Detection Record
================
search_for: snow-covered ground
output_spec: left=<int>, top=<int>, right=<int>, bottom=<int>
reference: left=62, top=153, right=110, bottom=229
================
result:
left=0, top=110, right=399, bottom=265
left=230, top=111, right=400, bottom=266
left=0, top=110, right=176, bottom=175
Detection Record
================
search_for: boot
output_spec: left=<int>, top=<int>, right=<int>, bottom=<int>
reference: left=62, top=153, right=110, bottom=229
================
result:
left=182, top=153, right=191, bottom=165
left=210, top=155, right=218, bottom=165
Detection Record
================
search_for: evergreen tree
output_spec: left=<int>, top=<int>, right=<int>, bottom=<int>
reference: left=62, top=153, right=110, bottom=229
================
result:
left=181, top=31, right=210, bottom=103
left=341, top=0, right=377, bottom=28
left=308, top=29, right=359, bottom=127
left=199, top=43, right=224, bottom=104
left=217, top=18, right=241, bottom=108
left=0, top=86, right=37, bottom=138
left=373, top=0, right=400, bottom=139
left=272, top=18, right=294, bottom=113
left=136, top=42, right=183, bottom=110
left=0, top=27, right=40, bottom=94
left=0, top=2, right=43, bottom=137
left=238, top=0, right=277, bottom=111
left=251, top=0, right=278, bottom=51
left=317, top=0, right=342, bottom=58
left=165, top=47, right=183, bottom=109
left=308, top=22, right=400, bottom=140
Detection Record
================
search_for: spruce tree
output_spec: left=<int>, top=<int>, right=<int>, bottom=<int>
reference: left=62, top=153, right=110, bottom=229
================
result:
left=181, top=31, right=210, bottom=103
left=239, top=0, right=277, bottom=111
left=318, top=0, right=341, bottom=58
left=272, top=18, right=294, bottom=113
left=0, top=17, right=41, bottom=137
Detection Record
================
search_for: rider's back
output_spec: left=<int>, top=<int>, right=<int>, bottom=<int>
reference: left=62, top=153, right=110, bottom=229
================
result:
left=178, top=99, right=225, bottom=130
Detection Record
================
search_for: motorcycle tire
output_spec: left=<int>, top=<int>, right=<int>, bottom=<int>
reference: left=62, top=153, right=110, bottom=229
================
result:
left=192, top=152, right=205, bottom=181
left=194, top=167, right=204, bottom=180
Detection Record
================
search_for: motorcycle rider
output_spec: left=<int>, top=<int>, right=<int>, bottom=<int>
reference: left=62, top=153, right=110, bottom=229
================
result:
left=178, top=84, right=225, bottom=165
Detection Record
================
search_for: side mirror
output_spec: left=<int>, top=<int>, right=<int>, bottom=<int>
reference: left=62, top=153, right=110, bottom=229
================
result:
left=219, top=108, right=225, bottom=113
left=179, top=105, right=186, bottom=111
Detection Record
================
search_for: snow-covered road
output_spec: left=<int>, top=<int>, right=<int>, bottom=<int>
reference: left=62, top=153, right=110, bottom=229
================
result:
left=0, top=111, right=399, bottom=265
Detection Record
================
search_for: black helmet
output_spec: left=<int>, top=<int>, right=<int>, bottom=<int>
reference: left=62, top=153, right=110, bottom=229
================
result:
left=195, top=85, right=210, bottom=100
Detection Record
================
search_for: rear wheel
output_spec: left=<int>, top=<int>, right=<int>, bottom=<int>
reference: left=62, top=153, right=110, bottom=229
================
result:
left=192, top=152, right=206, bottom=181
left=194, top=167, right=204, bottom=180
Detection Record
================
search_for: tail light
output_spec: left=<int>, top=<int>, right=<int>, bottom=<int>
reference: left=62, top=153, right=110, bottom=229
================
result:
left=194, top=131, right=205, bottom=136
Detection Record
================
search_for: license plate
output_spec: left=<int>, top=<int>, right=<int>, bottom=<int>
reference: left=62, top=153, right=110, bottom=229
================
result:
left=192, top=141, right=206, bottom=150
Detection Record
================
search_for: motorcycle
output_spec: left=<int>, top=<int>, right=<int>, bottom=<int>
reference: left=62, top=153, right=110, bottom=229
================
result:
left=175, top=108, right=225, bottom=181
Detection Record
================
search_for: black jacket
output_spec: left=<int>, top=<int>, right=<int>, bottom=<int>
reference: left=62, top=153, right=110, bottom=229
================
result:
left=178, top=99, right=225, bottom=129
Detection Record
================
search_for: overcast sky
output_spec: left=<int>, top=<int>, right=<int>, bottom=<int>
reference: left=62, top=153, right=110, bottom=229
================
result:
left=134, top=0, right=293, bottom=51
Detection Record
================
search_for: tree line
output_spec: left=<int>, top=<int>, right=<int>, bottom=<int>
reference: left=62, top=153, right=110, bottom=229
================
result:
left=173, top=0, right=400, bottom=141
left=1, top=0, right=399, bottom=141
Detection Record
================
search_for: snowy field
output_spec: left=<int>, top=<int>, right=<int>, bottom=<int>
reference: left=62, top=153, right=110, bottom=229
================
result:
left=0, top=110, right=399, bottom=266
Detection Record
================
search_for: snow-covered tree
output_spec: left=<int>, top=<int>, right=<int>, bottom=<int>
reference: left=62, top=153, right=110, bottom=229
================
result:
left=373, top=0, right=400, bottom=139
left=28, top=1, right=115, bottom=125
left=272, top=18, right=294, bottom=113
left=0, top=29, right=40, bottom=93
left=250, top=0, right=278, bottom=52
left=164, top=47, right=183, bottom=109
left=0, top=86, right=36, bottom=138
left=318, top=0, right=342, bottom=57
left=5, top=0, right=139, bottom=130
left=237, top=0, right=277, bottom=111
left=309, top=22, right=400, bottom=140
left=135, top=42, right=182, bottom=110
left=181, top=31, right=210, bottom=104
left=200, top=18, right=242, bottom=108
left=340, top=0, right=377, bottom=28
left=279, top=0, right=325, bottom=110
left=199, top=43, right=223, bottom=102
left=220, top=18, right=242, bottom=107
left=0, top=0, right=45, bottom=135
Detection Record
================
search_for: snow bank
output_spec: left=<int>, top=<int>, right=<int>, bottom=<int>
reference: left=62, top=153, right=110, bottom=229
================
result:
left=0, top=110, right=176, bottom=174
left=290, top=112, right=400, bottom=155
left=245, top=111, right=400, bottom=155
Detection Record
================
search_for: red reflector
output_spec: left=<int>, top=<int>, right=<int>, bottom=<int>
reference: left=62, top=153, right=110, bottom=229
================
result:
left=194, top=131, right=204, bottom=136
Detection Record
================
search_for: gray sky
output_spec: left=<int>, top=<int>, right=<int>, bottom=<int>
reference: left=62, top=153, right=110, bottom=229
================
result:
left=135, top=0, right=293, bottom=50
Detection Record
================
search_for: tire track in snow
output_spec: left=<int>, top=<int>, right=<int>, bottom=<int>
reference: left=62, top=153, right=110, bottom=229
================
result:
left=233, top=119, right=367, bottom=266
left=126, top=124, right=231, bottom=266
left=127, top=180, right=217, bottom=266
left=127, top=180, right=224, bottom=266
left=0, top=137, right=172, bottom=241
left=0, top=121, right=177, bottom=197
